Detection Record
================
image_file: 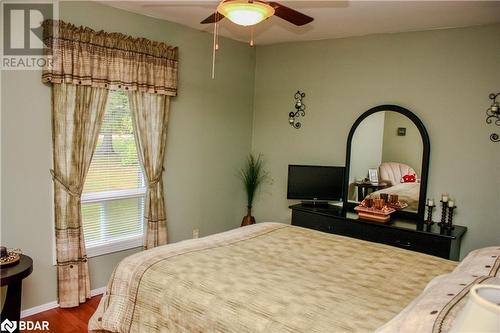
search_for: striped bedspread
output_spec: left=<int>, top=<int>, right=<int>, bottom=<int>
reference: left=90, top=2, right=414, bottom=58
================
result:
left=89, top=222, right=456, bottom=333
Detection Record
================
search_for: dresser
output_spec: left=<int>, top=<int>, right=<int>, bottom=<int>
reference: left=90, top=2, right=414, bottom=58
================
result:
left=290, top=204, right=466, bottom=261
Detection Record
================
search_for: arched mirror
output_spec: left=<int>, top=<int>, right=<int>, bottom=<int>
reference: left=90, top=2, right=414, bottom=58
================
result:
left=343, top=105, right=430, bottom=221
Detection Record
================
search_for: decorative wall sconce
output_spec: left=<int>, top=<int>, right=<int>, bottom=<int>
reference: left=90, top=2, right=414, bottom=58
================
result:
left=288, top=91, right=306, bottom=129
left=486, top=92, right=500, bottom=142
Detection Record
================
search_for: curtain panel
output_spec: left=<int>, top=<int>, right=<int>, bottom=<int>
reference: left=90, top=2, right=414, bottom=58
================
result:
left=52, top=83, right=109, bottom=307
left=46, top=20, right=177, bottom=306
left=42, top=20, right=178, bottom=96
left=128, top=92, right=170, bottom=249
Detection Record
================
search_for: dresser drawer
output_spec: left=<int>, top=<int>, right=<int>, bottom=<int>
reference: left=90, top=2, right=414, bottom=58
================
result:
left=363, top=224, right=451, bottom=259
left=291, top=210, right=363, bottom=237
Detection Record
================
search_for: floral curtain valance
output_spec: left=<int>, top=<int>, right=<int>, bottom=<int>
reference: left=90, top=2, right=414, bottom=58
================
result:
left=42, top=20, right=178, bottom=96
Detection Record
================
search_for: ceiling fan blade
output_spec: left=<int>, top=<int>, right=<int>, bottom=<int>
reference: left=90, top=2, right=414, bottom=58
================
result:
left=268, top=1, right=314, bottom=26
left=200, top=12, right=225, bottom=24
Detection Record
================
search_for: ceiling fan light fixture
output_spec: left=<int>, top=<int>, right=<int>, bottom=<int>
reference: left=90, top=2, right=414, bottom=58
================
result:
left=217, top=1, right=274, bottom=26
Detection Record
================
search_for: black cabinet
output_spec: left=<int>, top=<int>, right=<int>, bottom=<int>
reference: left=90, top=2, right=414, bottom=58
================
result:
left=290, top=204, right=466, bottom=260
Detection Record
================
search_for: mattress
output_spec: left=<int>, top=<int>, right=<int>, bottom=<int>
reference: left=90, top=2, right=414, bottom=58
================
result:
left=89, top=222, right=456, bottom=333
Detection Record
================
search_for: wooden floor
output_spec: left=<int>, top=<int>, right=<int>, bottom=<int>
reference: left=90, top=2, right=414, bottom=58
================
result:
left=22, top=295, right=102, bottom=333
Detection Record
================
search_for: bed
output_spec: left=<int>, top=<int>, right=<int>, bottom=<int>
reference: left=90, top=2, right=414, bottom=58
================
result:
left=88, top=223, right=499, bottom=333
left=368, top=182, right=420, bottom=211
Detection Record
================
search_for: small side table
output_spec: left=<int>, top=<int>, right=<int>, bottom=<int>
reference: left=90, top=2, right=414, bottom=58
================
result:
left=354, top=182, right=388, bottom=201
left=1, top=254, right=33, bottom=332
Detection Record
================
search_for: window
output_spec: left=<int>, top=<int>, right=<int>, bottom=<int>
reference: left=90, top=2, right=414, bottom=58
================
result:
left=82, top=90, right=145, bottom=257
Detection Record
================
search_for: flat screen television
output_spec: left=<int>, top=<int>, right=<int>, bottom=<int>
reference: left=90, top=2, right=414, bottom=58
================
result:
left=287, top=165, right=345, bottom=203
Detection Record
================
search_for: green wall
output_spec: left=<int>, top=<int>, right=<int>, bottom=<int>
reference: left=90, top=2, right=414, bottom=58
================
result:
left=1, top=1, right=499, bottom=313
left=1, top=1, right=256, bottom=310
left=251, top=23, right=500, bottom=258
left=381, top=111, right=423, bottom=176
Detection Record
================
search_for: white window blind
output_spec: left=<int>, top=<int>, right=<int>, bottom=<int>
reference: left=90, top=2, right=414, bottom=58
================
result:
left=82, top=90, right=145, bottom=257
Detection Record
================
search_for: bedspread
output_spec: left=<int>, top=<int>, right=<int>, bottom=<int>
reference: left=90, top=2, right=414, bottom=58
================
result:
left=89, top=222, right=456, bottom=333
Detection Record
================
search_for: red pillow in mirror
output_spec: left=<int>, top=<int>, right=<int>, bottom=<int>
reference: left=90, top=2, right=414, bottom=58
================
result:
left=402, top=174, right=417, bottom=183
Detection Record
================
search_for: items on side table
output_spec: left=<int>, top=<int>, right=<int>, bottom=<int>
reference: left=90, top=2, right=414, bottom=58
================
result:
left=1, top=248, right=33, bottom=333
left=353, top=181, right=389, bottom=201
left=0, top=245, right=21, bottom=267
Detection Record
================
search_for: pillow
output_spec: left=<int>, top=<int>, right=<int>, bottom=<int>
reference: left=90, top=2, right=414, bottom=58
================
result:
left=376, top=246, right=500, bottom=333
left=401, top=174, right=417, bottom=183
left=376, top=275, right=500, bottom=333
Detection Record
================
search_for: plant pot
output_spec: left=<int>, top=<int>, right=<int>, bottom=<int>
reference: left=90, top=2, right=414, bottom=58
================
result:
left=241, top=207, right=256, bottom=227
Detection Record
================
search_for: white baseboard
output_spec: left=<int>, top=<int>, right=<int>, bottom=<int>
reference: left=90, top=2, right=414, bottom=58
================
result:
left=21, top=286, right=106, bottom=318
left=20, top=301, right=58, bottom=318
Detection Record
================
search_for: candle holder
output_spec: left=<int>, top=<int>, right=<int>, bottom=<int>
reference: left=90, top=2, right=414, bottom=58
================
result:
left=445, top=206, right=457, bottom=234
left=424, top=204, right=435, bottom=232
left=438, top=200, right=449, bottom=234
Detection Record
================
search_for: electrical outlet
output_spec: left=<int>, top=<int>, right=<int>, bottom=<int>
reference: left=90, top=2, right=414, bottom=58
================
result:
left=192, top=228, right=199, bottom=239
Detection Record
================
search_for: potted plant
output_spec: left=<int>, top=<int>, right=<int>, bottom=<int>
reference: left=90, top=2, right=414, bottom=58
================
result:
left=239, top=153, right=268, bottom=227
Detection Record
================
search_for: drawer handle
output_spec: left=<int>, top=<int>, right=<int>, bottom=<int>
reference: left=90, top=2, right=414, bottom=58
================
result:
left=318, top=225, right=334, bottom=232
left=395, top=239, right=412, bottom=247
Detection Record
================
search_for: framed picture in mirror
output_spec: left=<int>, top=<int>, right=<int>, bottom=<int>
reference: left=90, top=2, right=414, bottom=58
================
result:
left=368, top=168, right=379, bottom=183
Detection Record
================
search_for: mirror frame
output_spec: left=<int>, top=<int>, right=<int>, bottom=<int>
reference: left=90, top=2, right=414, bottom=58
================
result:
left=343, top=104, right=430, bottom=222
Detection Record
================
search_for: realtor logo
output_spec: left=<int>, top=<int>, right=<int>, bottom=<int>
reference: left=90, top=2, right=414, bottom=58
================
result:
left=0, top=319, right=17, bottom=333
left=1, top=1, right=57, bottom=69
left=2, top=2, right=53, bottom=55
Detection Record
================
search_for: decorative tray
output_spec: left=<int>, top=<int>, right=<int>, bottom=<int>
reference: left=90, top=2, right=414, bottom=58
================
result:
left=354, top=205, right=396, bottom=216
left=357, top=212, right=391, bottom=223
left=0, top=252, right=20, bottom=267
left=386, top=201, right=408, bottom=210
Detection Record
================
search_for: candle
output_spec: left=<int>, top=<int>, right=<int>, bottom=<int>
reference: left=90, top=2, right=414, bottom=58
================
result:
left=448, top=200, right=455, bottom=208
left=427, top=199, right=434, bottom=206
left=0, top=246, right=6, bottom=258
left=441, top=193, right=449, bottom=202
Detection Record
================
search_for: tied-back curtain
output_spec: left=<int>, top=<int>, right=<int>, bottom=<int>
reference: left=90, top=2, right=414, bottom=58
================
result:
left=52, top=83, right=109, bottom=307
left=42, top=20, right=178, bottom=96
left=128, top=91, right=170, bottom=249
left=44, top=19, right=178, bottom=307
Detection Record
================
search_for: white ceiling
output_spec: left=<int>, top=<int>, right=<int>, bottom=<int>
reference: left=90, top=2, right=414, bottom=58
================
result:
left=101, top=1, right=500, bottom=45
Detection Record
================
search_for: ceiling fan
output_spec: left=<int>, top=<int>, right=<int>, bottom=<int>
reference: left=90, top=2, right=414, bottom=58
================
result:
left=199, top=1, right=313, bottom=78
left=147, top=1, right=313, bottom=78
left=200, top=0, right=314, bottom=27
left=140, top=1, right=314, bottom=78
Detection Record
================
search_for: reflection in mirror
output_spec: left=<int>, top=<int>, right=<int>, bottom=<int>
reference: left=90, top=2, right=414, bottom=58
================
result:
left=348, top=111, right=423, bottom=213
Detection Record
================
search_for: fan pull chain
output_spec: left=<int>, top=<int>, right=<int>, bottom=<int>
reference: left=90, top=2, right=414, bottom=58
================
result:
left=211, top=13, right=218, bottom=79
left=215, top=17, right=220, bottom=50
left=250, top=26, right=254, bottom=47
